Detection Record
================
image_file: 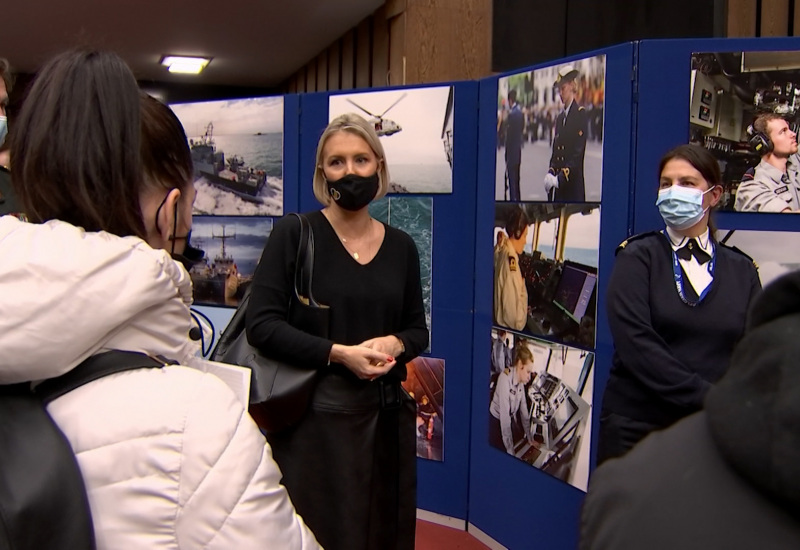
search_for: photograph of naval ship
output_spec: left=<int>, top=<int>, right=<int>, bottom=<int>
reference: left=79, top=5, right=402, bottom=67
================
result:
left=190, top=122, right=268, bottom=200
left=189, top=216, right=274, bottom=307
left=170, top=96, right=284, bottom=216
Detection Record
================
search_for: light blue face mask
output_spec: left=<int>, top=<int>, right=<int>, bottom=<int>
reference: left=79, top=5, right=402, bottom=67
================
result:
left=656, top=185, right=714, bottom=230
left=0, top=116, right=7, bottom=148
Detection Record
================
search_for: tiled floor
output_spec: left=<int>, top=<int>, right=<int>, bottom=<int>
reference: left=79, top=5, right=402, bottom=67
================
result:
left=416, top=519, right=491, bottom=550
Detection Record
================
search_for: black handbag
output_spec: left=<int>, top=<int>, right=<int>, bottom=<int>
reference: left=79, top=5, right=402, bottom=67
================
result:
left=210, top=213, right=330, bottom=433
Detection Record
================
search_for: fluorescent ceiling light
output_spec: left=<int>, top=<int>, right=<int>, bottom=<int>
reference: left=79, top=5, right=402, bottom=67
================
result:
left=160, top=56, right=211, bottom=75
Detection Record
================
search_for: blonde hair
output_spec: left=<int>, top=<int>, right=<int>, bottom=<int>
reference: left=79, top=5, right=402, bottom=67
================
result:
left=514, top=343, right=534, bottom=366
left=312, top=113, right=390, bottom=206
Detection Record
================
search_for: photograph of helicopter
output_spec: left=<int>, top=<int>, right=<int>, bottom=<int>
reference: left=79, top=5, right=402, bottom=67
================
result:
left=329, top=85, right=455, bottom=194
left=347, top=93, right=406, bottom=137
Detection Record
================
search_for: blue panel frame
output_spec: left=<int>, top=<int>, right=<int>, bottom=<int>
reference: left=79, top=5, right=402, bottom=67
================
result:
left=468, top=43, right=636, bottom=549
left=298, top=82, right=481, bottom=520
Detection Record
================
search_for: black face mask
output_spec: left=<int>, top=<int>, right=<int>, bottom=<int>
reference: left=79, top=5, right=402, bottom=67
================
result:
left=172, top=231, right=205, bottom=271
left=155, top=191, right=205, bottom=271
left=327, top=173, right=379, bottom=211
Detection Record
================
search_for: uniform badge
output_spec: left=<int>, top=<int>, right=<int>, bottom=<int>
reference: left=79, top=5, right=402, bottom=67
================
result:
left=775, top=185, right=789, bottom=195
left=508, top=256, right=517, bottom=272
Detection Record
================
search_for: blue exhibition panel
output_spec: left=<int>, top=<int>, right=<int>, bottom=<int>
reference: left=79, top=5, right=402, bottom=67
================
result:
left=468, top=42, right=635, bottom=550
left=298, top=81, right=480, bottom=520
left=636, top=37, right=800, bottom=235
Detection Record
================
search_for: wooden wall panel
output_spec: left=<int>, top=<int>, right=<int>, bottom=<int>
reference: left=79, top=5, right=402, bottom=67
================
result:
left=385, top=0, right=407, bottom=19
left=389, top=12, right=407, bottom=86
left=341, top=30, right=356, bottom=90
left=305, top=59, right=317, bottom=93
left=372, top=5, right=391, bottom=88
left=356, top=18, right=372, bottom=88
left=726, top=0, right=757, bottom=37
left=795, top=0, right=800, bottom=35
left=760, top=0, right=790, bottom=36
left=328, top=40, right=341, bottom=91
left=405, top=0, right=491, bottom=84
left=316, top=51, right=328, bottom=92
left=298, top=67, right=307, bottom=93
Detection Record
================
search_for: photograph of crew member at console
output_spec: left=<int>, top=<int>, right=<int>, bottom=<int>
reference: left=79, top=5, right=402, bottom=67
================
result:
left=493, top=202, right=600, bottom=348
left=488, top=333, right=594, bottom=491
left=689, top=50, right=800, bottom=211
left=598, top=144, right=761, bottom=465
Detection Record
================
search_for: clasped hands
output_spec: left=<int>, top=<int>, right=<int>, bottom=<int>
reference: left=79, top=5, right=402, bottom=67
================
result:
left=330, top=335, right=404, bottom=381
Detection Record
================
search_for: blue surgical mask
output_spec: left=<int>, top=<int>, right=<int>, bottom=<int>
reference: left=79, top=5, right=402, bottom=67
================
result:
left=656, top=185, right=714, bottom=230
left=0, top=116, right=7, bottom=148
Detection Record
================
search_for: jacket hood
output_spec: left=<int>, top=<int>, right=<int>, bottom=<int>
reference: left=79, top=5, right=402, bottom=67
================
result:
left=706, top=270, right=800, bottom=516
left=0, top=216, right=199, bottom=384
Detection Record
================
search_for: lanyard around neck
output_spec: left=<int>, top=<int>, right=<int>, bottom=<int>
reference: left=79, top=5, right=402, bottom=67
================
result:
left=663, top=231, right=716, bottom=306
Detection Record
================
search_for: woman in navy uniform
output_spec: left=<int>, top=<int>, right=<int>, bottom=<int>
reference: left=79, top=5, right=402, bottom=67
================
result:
left=489, top=343, right=536, bottom=454
left=544, top=65, right=587, bottom=202
left=597, top=144, right=761, bottom=464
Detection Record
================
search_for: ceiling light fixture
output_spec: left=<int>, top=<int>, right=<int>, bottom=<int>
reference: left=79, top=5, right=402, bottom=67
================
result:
left=160, top=55, right=211, bottom=75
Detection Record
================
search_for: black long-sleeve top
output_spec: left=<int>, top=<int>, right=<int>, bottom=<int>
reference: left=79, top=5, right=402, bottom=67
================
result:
left=602, top=232, right=761, bottom=427
left=245, top=210, right=428, bottom=381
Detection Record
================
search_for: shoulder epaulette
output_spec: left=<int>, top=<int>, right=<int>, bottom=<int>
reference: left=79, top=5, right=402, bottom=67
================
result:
left=615, top=231, right=660, bottom=255
left=718, top=242, right=759, bottom=269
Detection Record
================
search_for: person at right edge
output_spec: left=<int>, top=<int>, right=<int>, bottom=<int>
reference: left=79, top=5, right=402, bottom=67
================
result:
left=246, top=112, right=429, bottom=550
left=596, top=144, right=760, bottom=465
left=581, top=270, right=800, bottom=549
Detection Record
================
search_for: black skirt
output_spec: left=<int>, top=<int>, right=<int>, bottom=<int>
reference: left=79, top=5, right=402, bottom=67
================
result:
left=267, top=372, right=417, bottom=550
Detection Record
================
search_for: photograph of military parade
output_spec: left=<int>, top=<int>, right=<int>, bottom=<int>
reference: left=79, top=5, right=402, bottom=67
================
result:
left=496, top=54, right=606, bottom=203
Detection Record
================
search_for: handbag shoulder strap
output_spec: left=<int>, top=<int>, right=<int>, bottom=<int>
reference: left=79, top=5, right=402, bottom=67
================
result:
left=35, top=350, right=170, bottom=405
left=289, top=213, right=320, bottom=306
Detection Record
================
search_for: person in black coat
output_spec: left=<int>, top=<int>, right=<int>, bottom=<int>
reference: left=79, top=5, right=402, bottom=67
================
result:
left=544, top=65, right=587, bottom=202
left=504, top=89, right=524, bottom=201
left=597, top=144, right=761, bottom=464
left=580, top=269, right=800, bottom=550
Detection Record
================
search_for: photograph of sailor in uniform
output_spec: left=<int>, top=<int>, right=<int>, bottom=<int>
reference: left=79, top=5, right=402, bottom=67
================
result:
left=689, top=50, right=800, bottom=211
left=494, top=202, right=600, bottom=349
left=488, top=333, right=594, bottom=491
left=735, top=114, right=800, bottom=212
left=329, top=86, right=454, bottom=194
left=495, top=54, right=605, bottom=202
left=171, top=97, right=284, bottom=216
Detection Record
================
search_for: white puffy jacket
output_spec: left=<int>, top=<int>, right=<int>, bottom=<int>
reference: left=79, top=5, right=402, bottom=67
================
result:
left=0, top=216, right=321, bottom=550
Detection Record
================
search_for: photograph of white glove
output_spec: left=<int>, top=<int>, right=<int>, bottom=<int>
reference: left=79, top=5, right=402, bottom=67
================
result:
left=544, top=173, right=559, bottom=192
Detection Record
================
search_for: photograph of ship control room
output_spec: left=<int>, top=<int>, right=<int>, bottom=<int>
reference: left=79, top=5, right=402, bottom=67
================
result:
left=488, top=329, right=594, bottom=491
left=493, top=202, right=600, bottom=349
left=689, top=50, right=800, bottom=213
